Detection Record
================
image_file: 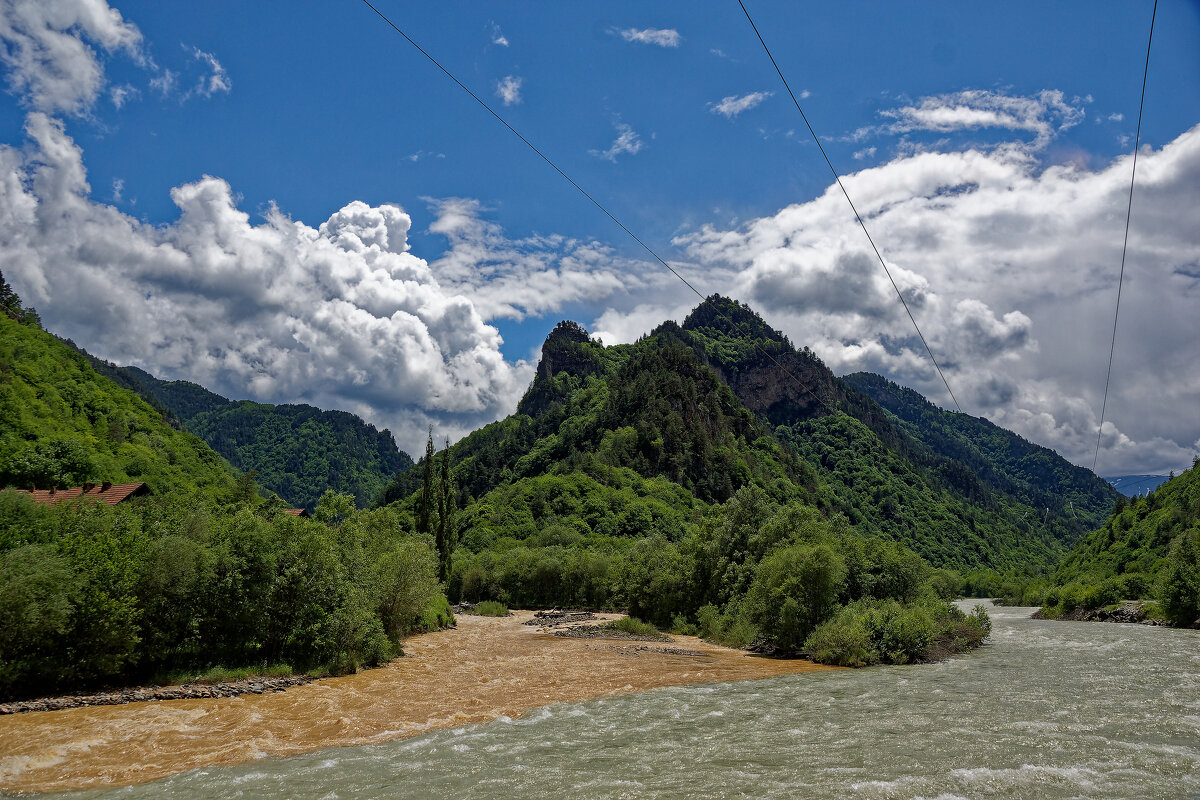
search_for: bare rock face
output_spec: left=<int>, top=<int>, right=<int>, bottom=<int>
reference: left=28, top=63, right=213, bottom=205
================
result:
left=712, top=351, right=833, bottom=426
left=517, top=321, right=604, bottom=417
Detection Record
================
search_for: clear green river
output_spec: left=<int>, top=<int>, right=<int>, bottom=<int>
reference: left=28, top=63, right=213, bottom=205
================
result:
left=56, top=603, right=1200, bottom=799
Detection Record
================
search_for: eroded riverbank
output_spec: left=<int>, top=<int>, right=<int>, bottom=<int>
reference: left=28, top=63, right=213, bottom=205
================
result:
left=0, top=611, right=835, bottom=795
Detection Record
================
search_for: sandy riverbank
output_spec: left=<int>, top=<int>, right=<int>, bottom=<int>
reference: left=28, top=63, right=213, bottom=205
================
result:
left=0, top=611, right=837, bottom=795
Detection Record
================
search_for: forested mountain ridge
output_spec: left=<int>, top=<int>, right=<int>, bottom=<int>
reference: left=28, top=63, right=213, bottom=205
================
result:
left=82, top=362, right=414, bottom=511
left=841, top=372, right=1117, bottom=528
left=380, top=295, right=1102, bottom=573
left=1035, top=462, right=1200, bottom=625
left=0, top=297, right=238, bottom=498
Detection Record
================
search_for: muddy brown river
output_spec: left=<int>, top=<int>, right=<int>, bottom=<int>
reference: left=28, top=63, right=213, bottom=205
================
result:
left=0, top=612, right=834, bottom=795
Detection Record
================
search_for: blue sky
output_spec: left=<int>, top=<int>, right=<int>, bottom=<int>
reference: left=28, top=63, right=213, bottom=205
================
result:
left=0, top=0, right=1197, bottom=474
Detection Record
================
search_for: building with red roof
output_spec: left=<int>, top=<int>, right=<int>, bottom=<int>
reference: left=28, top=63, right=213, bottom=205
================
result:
left=13, top=482, right=151, bottom=506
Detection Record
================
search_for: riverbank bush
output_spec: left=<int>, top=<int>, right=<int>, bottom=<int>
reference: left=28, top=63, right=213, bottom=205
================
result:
left=608, top=616, right=659, bottom=636
left=804, top=600, right=991, bottom=666
left=472, top=600, right=510, bottom=617
left=0, top=490, right=449, bottom=701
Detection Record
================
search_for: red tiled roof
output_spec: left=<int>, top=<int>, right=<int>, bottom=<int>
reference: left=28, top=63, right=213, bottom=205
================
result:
left=282, top=508, right=310, bottom=518
left=14, top=482, right=151, bottom=506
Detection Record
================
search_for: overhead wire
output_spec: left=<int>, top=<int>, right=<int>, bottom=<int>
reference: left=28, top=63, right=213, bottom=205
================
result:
left=356, top=0, right=833, bottom=412
left=735, top=0, right=962, bottom=413
left=1092, top=0, right=1158, bottom=473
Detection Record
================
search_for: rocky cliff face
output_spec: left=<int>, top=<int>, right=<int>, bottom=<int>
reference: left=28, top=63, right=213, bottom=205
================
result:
left=679, top=295, right=840, bottom=426
left=516, top=321, right=605, bottom=417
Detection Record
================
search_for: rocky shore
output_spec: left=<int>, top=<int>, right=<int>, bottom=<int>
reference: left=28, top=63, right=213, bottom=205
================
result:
left=0, top=675, right=313, bottom=715
left=552, top=625, right=673, bottom=642
left=1032, top=600, right=1169, bottom=626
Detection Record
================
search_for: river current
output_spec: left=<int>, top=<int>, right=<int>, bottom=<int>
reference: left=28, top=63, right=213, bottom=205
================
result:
left=50, top=603, right=1200, bottom=799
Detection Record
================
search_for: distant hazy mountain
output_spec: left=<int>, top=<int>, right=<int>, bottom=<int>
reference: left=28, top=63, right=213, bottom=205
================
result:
left=1105, top=474, right=1171, bottom=497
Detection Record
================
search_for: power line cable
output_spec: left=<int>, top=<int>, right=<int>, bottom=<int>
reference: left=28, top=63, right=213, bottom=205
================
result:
left=357, top=0, right=832, bottom=411
left=736, top=0, right=961, bottom=413
left=1093, top=0, right=1158, bottom=473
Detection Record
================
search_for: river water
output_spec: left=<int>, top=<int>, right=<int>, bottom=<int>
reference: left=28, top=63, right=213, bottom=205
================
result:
left=49, top=604, right=1200, bottom=799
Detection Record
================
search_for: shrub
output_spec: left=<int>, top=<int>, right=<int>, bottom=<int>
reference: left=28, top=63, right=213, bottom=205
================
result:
left=473, top=600, right=509, bottom=617
left=804, top=599, right=990, bottom=666
left=744, top=543, right=845, bottom=653
left=695, top=603, right=759, bottom=648
left=608, top=615, right=659, bottom=636
left=803, top=610, right=876, bottom=667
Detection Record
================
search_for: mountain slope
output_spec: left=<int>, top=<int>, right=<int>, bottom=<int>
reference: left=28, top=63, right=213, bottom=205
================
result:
left=100, top=368, right=414, bottom=511
left=677, top=297, right=1110, bottom=558
left=0, top=309, right=237, bottom=497
left=841, top=372, right=1117, bottom=530
left=1053, top=462, right=1199, bottom=586
left=381, top=296, right=1101, bottom=573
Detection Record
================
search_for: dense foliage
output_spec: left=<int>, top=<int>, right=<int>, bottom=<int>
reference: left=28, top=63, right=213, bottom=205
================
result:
left=0, top=490, right=449, bottom=700
left=843, top=372, right=1116, bottom=534
left=0, top=313, right=238, bottom=497
left=1028, top=462, right=1200, bottom=625
left=440, top=471, right=984, bottom=664
left=101, top=368, right=414, bottom=511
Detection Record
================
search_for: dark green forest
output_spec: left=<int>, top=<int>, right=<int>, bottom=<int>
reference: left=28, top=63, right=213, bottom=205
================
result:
left=82, top=359, right=414, bottom=511
left=1004, top=462, right=1200, bottom=626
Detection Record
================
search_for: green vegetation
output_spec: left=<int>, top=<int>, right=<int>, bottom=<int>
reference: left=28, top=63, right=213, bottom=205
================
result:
left=0, top=490, right=449, bottom=700
left=92, top=364, right=414, bottom=511
left=156, top=662, right=299, bottom=687
left=471, top=600, right=509, bottom=617
left=0, top=304, right=238, bottom=498
left=1033, top=462, right=1200, bottom=626
left=843, top=372, right=1116, bottom=532
left=607, top=616, right=660, bottom=637
left=806, top=600, right=991, bottom=666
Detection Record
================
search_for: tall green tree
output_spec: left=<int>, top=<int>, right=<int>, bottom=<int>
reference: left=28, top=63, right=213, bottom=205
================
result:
left=1160, top=532, right=1200, bottom=627
left=416, top=431, right=434, bottom=536
left=435, top=439, right=455, bottom=583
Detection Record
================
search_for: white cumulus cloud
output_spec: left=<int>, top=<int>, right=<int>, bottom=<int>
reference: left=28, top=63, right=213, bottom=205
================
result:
left=618, top=27, right=681, bottom=48
left=0, top=0, right=142, bottom=115
left=590, top=123, right=644, bottom=162
left=495, top=74, right=522, bottom=106
left=709, top=91, right=772, bottom=119
left=0, top=114, right=543, bottom=452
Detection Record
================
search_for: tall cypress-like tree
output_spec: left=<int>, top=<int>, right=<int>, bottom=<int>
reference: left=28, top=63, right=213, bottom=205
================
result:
left=435, top=439, right=455, bottom=583
left=416, top=430, right=435, bottom=536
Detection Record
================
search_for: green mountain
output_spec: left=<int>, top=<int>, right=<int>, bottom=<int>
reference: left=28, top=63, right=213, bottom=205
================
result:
left=382, top=296, right=1110, bottom=575
left=87, top=367, right=414, bottom=512
left=1038, top=462, right=1200, bottom=624
left=841, top=372, right=1116, bottom=528
left=0, top=282, right=237, bottom=498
